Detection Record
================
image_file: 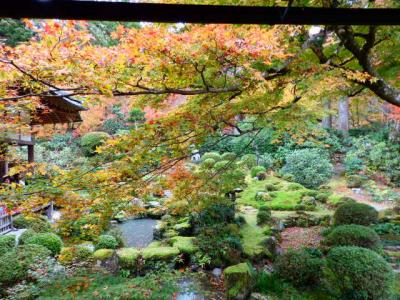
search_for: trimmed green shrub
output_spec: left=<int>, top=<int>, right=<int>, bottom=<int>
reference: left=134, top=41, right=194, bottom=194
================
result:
left=18, top=229, right=36, bottom=245
left=80, top=131, right=110, bottom=156
left=326, top=246, right=394, bottom=299
left=324, top=225, right=381, bottom=251
left=201, top=158, right=216, bottom=168
left=214, top=160, right=230, bottom=171
left=95, top=235, right=118, bottom=250
left=281, top=148, right=333, bottom=188
left=16, top=244, right=52, bottom=269
left=201, top=152, right=221, bottom=162
left=26, top=233, right=63, bottom=256
left=251, top=166, right=266, bottom=178
left=221, top=152, right=237, bottom=161
left=0, top=235, right=15, bottom=256
left=274, top=249, right=325, bottom=287
left=333, top=202, right=378, bottom=226
left=12, top=215, right=51, bottom=232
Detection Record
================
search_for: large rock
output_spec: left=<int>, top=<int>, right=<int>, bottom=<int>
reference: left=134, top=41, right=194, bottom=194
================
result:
left=94, top=249, right=119, bottom=275
left=224, top=262, right=254, bottom=300
left=116, top=248, right=140, bottom=269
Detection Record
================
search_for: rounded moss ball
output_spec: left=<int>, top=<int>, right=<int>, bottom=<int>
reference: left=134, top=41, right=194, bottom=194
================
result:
left=324, top=224, right=381, bottom=251
left=95, top=235, right=118, bottom=250
left=333, top=202, right=378, bottom=226
left=326, top=246, right=394, bottom=299
left=26, top=233, right=63, bottom=256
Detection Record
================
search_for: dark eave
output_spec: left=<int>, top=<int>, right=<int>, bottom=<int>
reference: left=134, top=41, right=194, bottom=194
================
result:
left=1, top=1, right=400, bottom=25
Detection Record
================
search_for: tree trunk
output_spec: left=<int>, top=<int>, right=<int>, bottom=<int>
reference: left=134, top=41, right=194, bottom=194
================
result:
left=338, top=97, right=350, bottom=134
left=322, top=99, right=332, bottom=129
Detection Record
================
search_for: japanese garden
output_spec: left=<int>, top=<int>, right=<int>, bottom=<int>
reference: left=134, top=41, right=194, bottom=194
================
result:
left=0, top=1, right=400, bottom=299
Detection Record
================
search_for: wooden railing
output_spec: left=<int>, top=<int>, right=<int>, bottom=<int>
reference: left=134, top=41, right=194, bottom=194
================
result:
left=0, top=206, right=12, bottom=235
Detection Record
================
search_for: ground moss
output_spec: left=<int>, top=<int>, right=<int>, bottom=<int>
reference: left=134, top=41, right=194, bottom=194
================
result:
left=239, top=210, right=270, bottom=259
left=238, top=176, right=307, bottom=210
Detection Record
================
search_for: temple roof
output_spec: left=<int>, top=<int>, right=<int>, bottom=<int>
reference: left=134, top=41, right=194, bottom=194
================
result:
left=31, top=90, right=87, bottom=125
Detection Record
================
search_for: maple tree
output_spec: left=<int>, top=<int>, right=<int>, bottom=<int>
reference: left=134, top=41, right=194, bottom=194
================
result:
left=0, top=10, right=399, bottom=223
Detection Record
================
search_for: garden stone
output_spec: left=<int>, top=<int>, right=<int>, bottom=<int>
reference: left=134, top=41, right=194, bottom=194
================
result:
left=223, top=262, right=254, bottom=300
left=212, top=267, right=222, bottom=277
left=131, top=198, right=144, bottom=207
left=147, top=201, right=161, bottom=208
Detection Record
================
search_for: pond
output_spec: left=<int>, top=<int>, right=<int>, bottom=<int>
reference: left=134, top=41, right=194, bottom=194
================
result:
left=117, top=218, right=158, bottom=248
left=175, top=275, right=224, bottom=300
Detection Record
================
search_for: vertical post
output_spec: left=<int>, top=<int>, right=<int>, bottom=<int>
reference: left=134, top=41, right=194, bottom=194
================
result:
left=27, top=145, right=34, bottom=163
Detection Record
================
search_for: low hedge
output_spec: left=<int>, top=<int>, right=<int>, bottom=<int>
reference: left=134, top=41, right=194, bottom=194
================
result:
left=333, top=202, right=378, bottom=226
left=323, top=224, right=382, bottom=251
left=326, top=246, right=394, bottom=299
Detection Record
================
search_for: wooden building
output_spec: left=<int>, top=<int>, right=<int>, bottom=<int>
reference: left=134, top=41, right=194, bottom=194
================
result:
left=0, top=90, right=86, bottom=180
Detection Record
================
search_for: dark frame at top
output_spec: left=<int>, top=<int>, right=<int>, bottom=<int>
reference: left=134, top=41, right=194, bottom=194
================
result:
left=1, top=1, right=400, bottom=25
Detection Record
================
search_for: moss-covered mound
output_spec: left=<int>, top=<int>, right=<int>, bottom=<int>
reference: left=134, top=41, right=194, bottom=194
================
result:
left=117, top=248, right=141, bottom=268
left=142, top=246, right=180, bottom=261
left=93, top=249, right=114, bottom=260
left=224, top=262, right=254, bottom=300
left=170, top=236, right=198, bottom=254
